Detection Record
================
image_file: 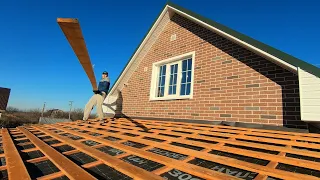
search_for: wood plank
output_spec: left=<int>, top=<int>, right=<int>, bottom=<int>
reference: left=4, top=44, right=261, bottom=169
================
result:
left=18, top=127, right=95, bottom=180
left=80, top=121, right=320, bottom=160
left=36, top=126, right=165, bottom=180
left=2, top=128, right=31, bottom=180
left=60, top=123, right=319, bottom=180
left=50, top=124, right=240, bottom=180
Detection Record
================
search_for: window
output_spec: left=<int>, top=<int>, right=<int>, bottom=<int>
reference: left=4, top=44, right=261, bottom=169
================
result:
left=150, top=52, right=195, bottom=100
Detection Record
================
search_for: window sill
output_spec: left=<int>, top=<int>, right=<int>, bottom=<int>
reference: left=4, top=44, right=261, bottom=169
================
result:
left=149, top=96, right=192, bottom=101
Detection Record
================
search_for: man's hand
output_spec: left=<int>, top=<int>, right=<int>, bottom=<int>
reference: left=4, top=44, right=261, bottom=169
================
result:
left=93, top=90, right=101, bottom=94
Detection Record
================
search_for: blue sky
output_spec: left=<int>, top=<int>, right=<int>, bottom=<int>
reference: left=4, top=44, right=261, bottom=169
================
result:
left=0, top=0, right=319, bottom=111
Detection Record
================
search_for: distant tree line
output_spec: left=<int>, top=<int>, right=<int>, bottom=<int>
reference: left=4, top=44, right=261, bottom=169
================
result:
left=0, top=106, right=96, bottom=128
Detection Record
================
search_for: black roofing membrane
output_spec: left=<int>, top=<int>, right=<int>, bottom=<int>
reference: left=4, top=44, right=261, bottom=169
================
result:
left=122, top=141, right=147, bottom=149
left=244, top=134, right=290, bottom=141
left=276, top=163, right=320, bottom=178
left=171, top=130, right=193, bottom=134
left=87, top=164, right=132, bottom=180
left=186, top=137, right=218, bottom=144
left=159, top=133, right=181, bottom=138
left=199, top=133, right=229, bottom=139
left=170, top=142, right=204, bottom=151
left=123, top=132, right=139, bottom=137
left=54, top=145, right=75, bottom=152
left=209, top=150, right=269, bottom=166
left=67, top=152, right=97, bottom=166
left=96, top=146, right=126, bottom=156
left=286, top=153, right=320, bottom=162
left=16, top=143, right=36, bottom=150
left=0, top=157, right=6, bottom=166
left=120, top=155, right=165, bottom=171
left=292, top=146, right=320, bottom=152
left=38, top=136, right=52, bottom=140
left=161, top=169, right=205, bottom=180
left=142, top=136, right=166, bottom=142
left=104, top=136, right=122, bottom=141
left=148, top=147, right=188, bottom=160
left=82, top=140, right=101, bottom=146
left=45, top=139, right=61, bottom=145
left=236, top=138, right=286, bottom=147
left=20, top=150, right=44, bottom=160
left=188, top=158, right=258, bottom=180
left=0, top=170, right=8, bottom=180
left=15, top=139, right=30, bottom=143
left=225, top=143, right=279, bottom=155
left=25, top=160, right=60, bottom=179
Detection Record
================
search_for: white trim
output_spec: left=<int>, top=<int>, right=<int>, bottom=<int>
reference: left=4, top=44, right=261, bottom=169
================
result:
left=149, top=51, right=195, bottom=101
left=167, top=6, right=297, bottom=73
left=297, top=67, right=304, bottom=120
left=108, top=5, right=170, bottom=96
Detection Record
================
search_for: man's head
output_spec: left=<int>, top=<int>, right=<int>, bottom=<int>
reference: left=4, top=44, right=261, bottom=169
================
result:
left=102, top=71, right=108, bottom=78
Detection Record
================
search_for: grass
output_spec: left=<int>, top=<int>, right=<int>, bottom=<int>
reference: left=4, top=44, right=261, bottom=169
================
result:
left=0, top=106, right=97, bottom=128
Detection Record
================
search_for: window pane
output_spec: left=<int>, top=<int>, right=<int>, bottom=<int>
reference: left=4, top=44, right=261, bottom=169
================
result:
left=158, top=87, right=162, bottom=97
left=159, top=66, right=163, bottom=76
left=170, top=65, right=174, bottom=74
left=161, top=87, right=165, bottom=97
left=174, top=74, right=177, bottom=84
left=158, top=76, right=161, bottom=87
left=161, top=77, right=165, bottom=86
left=162, top=65, right=166, bottom=75
left=174, top=64, right=178, bottom=73
left=180, top=84, right=186, bottom=95
left=169, top=75, right=173, bottom=85
left=182, top=60, right=187, bottom=71
left=187, top=71, right=191, bottom=83
left=186, top=83, right=191, bottom=95
left=173, top=86, right=176, bottom=94
left=188, top=59, right=192, bottom=70
left=169, top=86, right=172, bottom=95
left=182, top=72, right=186, bottom=83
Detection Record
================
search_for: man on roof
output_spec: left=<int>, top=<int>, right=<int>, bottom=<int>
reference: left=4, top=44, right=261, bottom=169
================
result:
left=83, top=71, right=110, bottom=123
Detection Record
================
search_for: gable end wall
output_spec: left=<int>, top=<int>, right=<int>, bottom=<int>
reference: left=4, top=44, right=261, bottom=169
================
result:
left=119, top=14, right=306, bottom=129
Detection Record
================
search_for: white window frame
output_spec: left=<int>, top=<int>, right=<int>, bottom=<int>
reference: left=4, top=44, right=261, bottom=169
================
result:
left=149, top=51, right=195, bottom=101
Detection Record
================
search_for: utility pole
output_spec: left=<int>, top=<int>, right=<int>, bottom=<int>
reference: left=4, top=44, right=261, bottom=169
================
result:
left=41, top=102, right=46, bottom=117
left=68, top=101, right=73, bottom=120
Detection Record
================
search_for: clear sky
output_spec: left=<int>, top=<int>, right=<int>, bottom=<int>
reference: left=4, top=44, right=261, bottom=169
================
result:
left=0, top=0, right=319, bottom=111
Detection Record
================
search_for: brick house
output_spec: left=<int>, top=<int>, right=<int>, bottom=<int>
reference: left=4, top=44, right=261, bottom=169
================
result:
left=103, top=2, right=320, bottom=130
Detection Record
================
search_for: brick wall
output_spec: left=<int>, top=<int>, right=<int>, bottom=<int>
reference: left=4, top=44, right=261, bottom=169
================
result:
left=119, top=14, right=306, bottom=129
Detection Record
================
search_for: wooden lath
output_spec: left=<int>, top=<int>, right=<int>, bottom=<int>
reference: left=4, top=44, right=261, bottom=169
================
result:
left=1, top=118, right=320, bottom=180
left=35, top=126, right=165, bottom=180
left=56, top=120, right=320, bottom=180
left=2, top=128, right=30, bottom=180
left=18, top=127, right=95, bottom=180
left=47, top=123, right=238, bottom=180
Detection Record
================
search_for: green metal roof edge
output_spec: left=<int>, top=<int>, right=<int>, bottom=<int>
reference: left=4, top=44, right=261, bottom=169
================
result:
left=109, top=3, right=168, bottom=92
left=167, top=1, right=320, bottom=78
left=110, top=1, right=320, bottom=93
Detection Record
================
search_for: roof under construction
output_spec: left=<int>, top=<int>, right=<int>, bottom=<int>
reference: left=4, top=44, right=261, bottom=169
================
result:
left=1, top=118, right=320, bottom=180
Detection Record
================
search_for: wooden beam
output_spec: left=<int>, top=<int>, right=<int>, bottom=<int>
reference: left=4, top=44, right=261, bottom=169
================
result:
left=57, top=17, right=97, bottom=90
left=18, top=127, right=95, bottom=180
left=35, top=126, right=165, bottom=180
left=2, top=128, right=31, bottom=180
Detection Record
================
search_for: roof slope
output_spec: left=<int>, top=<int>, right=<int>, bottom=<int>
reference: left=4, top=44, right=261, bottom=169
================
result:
left=109, top=2, right=320, bottom=94
left=1, top=119, right=320, bottom=179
